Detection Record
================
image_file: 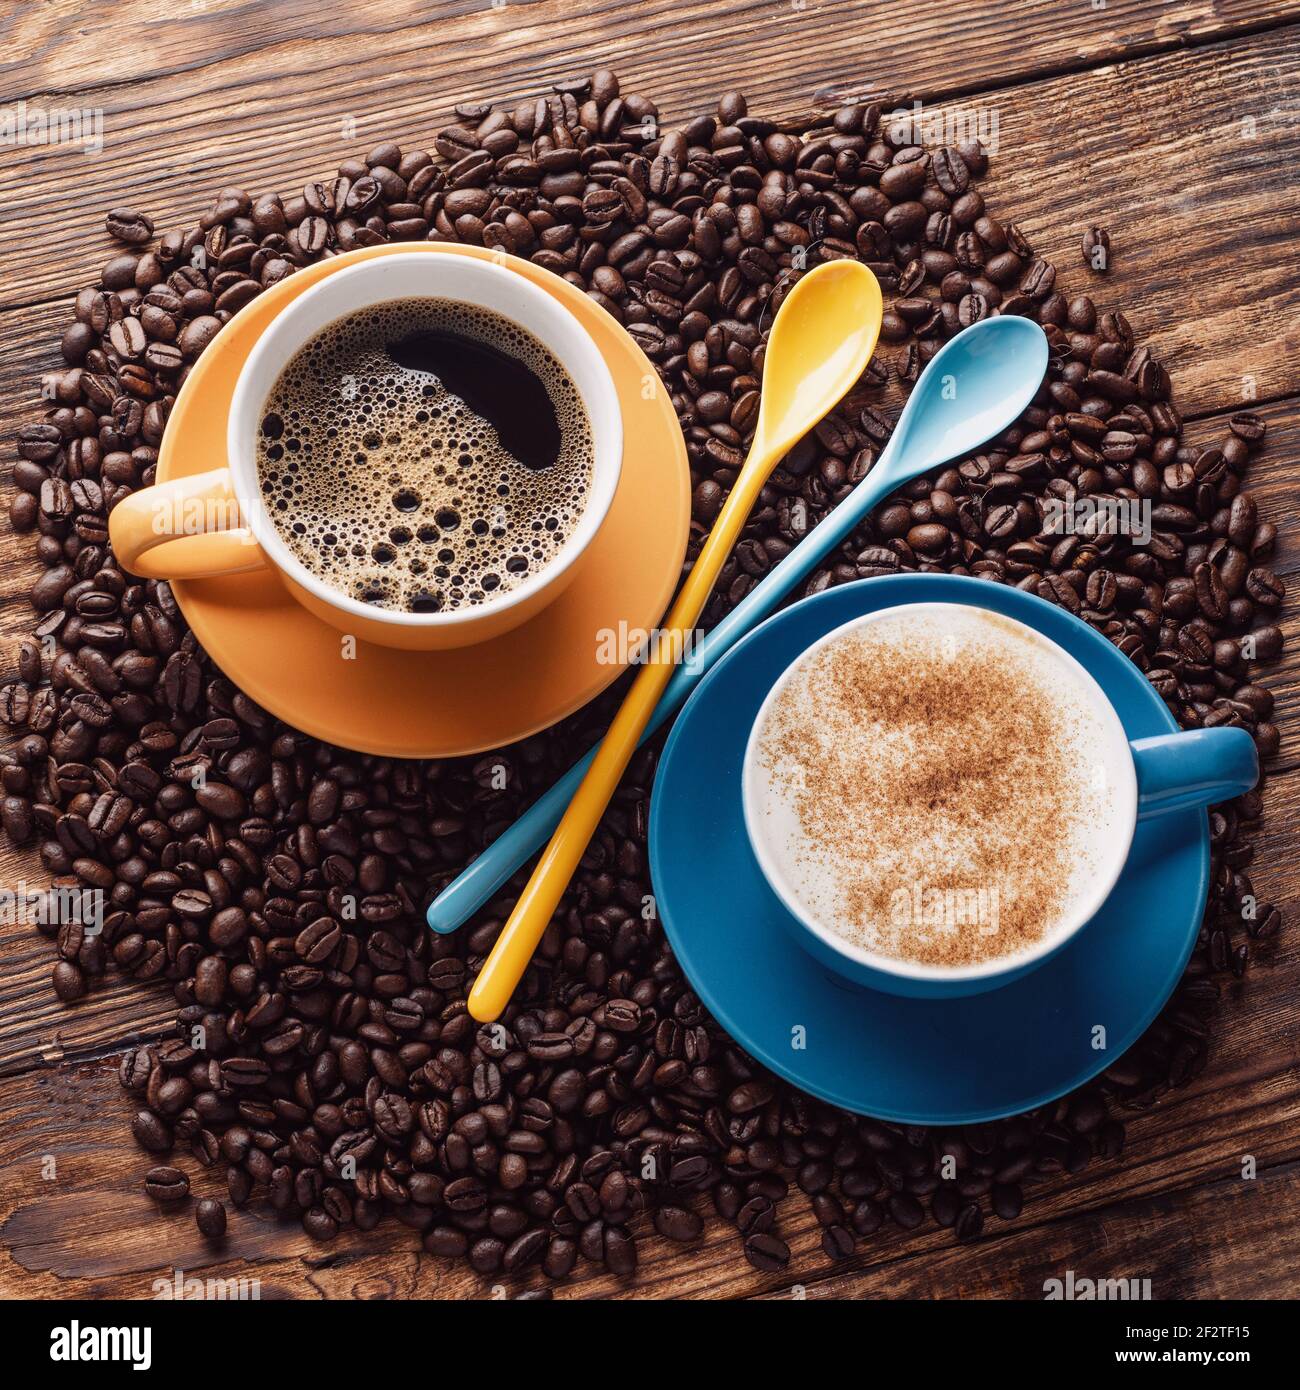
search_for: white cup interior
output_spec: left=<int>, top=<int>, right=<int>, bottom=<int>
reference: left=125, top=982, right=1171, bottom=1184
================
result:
left=742, top=602, right=1141, bottom=983
left=226, top=252, right=622, bottom=629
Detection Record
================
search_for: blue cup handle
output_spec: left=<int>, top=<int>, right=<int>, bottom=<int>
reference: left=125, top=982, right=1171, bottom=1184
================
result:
left=1131, top=727, right=1259, bottom=820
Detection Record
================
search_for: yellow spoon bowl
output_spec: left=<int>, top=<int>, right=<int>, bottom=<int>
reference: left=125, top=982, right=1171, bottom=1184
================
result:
left=468, top=259, right=883, bottom=1022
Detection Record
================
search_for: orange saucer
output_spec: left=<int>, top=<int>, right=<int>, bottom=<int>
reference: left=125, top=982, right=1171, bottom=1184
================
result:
left=157, top=244, right=690, bottom=756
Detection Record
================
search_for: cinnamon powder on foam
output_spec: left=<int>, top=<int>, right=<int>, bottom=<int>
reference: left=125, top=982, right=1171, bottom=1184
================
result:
left=753, top=611, right=1105, bottom=968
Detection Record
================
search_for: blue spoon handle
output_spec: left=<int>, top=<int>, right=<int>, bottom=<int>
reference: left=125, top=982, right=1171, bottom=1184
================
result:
left=426, top=460, right=901, bottom=933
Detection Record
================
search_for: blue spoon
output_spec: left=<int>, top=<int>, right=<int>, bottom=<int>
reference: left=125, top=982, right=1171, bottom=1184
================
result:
left=428, top=314, right=1050, bottom=934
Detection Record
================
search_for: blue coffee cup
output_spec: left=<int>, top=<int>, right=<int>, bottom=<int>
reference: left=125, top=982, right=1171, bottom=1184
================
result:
left=742, top=593, right=1259, bottom=999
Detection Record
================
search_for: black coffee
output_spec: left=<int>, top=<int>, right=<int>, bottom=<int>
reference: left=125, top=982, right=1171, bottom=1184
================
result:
left=255, top=297, right=594, bottom=614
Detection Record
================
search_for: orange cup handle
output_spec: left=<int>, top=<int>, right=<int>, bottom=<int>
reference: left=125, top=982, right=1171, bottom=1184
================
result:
left=109, top=467, right=268, bottom=580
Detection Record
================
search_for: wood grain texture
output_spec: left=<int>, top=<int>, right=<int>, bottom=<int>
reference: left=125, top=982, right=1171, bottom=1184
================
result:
left=2, top=1015, right=1298, bottom=1299
left=4, top=0, right=1296, bottom=122
left=0, top=0, right=1297, bottom=1300
left=760, top=1161, right=1300, bottom=1301
left=3, top=19, right=1299, bottom=421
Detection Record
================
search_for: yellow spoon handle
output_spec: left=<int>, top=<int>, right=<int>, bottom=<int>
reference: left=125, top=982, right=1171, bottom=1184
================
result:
left=467, top=460, right=773, bottom=1022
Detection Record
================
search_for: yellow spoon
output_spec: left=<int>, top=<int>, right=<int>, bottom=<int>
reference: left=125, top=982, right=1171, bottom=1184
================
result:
left=468, top=258, right=883, bottom=1022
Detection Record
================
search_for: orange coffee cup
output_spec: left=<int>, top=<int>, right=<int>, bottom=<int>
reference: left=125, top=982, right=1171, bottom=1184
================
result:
left=109, top=252, right=623, bottom=650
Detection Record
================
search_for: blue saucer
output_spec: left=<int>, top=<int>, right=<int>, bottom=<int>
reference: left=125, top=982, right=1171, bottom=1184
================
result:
left=648, top=574, right=1208, bottom=1125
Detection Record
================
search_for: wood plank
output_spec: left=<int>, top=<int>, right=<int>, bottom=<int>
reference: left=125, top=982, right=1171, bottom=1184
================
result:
left=2, top=1037, right=1298, bottom=1298
left=759, top=1160, right=1300, bottom=1300
left=5, top=0, right=1296, bottom=127
left=3, top=22, right=1298, bottom=428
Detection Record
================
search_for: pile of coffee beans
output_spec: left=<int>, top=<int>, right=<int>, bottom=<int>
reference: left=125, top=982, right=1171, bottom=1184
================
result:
left=4, top=70, right=1284, bottom=1284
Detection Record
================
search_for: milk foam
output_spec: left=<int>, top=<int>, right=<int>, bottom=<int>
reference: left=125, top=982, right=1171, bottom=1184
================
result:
left=748, top=605, right=1132, bottom=969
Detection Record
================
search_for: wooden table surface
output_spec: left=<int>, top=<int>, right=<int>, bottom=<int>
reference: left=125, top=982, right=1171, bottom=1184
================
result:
left=1, top=0, right=1298, bottom=1300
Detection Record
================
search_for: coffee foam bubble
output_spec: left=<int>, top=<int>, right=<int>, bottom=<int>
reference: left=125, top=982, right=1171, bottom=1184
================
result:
left=750, top=605, right=1130, bottom=969
left=254, top=297, right=593, bottom=614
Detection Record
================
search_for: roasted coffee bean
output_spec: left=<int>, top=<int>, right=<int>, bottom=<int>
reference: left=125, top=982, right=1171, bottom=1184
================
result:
left=1246, top=568, right=1284, bottom=607
left=9, top=70, right=1282, bottom=1293
left=605, top=1227, right=637, bottom=1275
left=195, top=1198, right=227, bottom=1238
left=52, top=960, right=86, bottom=1000
left=743, top=1231, right=790, bottom=1272
left=992, top=1182, right=1023, bottom=1220
left=654, top=1205, right=704, bottom=1242
left=131, top=1110, right=172, bottom=1154
left=822, top=1224, right=855, bottom=1260
left=889, top=1193, right=926, bottom=1229
left=955, top=1202, right=984, bottom=1241
left=144, top=1165, right=190, bottom=1201
left=106, top=207, right=155, bottom=245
